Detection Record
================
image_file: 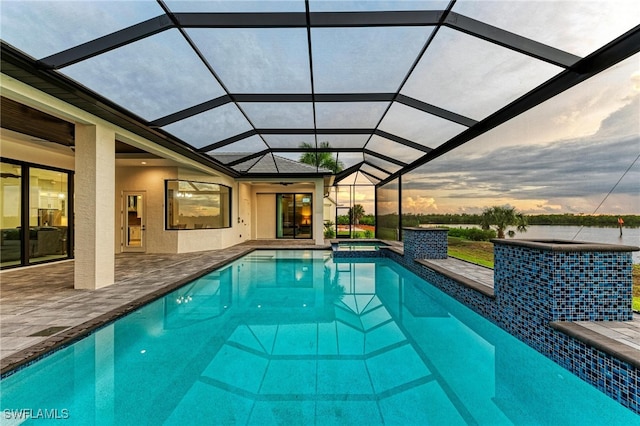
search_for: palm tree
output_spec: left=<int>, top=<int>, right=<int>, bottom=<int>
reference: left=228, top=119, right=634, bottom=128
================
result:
left=349, top=204, right=365, bottom=225
left=298, top=142, right=344, bottom=173
left=481, top=205, right=528, bottom=238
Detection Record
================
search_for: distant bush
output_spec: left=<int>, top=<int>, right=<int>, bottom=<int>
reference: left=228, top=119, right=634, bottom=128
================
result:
left=446, top=227, right=496, bottom=241
left=364, top=229, right=374, bottom=238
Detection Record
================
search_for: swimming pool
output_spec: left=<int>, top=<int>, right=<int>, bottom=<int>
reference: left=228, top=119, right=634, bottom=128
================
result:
left=1, top=250, right=638, bottom=424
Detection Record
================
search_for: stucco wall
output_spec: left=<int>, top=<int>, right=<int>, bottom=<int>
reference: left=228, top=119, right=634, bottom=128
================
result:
left=115, top=166, right=178, bottom=253
left=255, top=193, right=276, bottom=239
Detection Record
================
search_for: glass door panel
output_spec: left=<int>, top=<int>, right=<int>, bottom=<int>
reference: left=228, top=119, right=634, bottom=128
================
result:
left=297, top=194, right=312, bottom=239
left=1, top=162, right=22, bottom=267
left=124, top=192, right=145, bottom=252
left=28, top=167, right=68, bottom=263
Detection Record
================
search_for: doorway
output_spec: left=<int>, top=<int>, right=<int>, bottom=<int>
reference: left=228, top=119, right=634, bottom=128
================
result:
left=123, top=191, right=146, bottom=252
left=276, top=193, right=312, bottom=239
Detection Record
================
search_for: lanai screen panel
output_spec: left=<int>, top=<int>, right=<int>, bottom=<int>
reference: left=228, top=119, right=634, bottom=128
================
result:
left=0, top=0, right=638, bottom=180
left=452, top=0, right=640, bottom=57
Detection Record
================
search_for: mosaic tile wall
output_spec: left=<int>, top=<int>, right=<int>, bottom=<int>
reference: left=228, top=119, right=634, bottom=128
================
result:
left=332, top=249, right=381, bottom=259
left=377, top=239, right=640, bottom=414
left=494, top=244, right=633, bottom=322
left=402, top=228, right=448, bottom=259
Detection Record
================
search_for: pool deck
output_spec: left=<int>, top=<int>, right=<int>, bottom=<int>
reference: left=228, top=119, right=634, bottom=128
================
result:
left=1, top=239, right=639, bottom=375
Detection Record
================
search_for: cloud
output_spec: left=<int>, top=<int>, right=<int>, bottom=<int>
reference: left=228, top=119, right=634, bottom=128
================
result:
left=403, top=196, right=438, bottom=212
left=402, top=95, right=640, bottom=213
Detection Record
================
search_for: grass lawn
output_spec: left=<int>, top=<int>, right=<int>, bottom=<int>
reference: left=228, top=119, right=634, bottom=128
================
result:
left=447, top=237, right=640, bottom=311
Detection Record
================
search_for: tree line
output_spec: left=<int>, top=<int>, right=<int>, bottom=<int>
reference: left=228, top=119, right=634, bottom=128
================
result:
left=410, top=213, right=640, bottom=228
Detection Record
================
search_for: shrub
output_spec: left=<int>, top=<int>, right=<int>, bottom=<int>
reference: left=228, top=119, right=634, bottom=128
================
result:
left=447, top=227, right=496, bottom=241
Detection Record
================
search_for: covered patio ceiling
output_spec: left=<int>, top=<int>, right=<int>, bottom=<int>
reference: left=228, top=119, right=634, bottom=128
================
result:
left=1, top=1, right=639, bottom=186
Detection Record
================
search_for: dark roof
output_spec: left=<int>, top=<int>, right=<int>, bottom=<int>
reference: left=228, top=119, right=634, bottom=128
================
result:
left=213, top=153, right=332, bottom=174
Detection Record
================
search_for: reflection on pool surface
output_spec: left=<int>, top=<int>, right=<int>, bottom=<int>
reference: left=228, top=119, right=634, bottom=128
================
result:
left=1, top=250, right=637, bottom=424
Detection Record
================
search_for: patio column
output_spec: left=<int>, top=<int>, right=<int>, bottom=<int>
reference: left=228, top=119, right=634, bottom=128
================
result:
left=74, top=124, right=115, bottom=290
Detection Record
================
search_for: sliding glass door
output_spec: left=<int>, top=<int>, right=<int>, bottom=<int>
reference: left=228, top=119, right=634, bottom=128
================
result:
left=276, top=193, right=312, bottom=239
left=1, top=159, right=72, bottom=269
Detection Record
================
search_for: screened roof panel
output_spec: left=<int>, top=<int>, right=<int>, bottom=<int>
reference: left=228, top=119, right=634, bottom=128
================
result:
left=366, top=135, right=423, bottom=164
left=187, top=28, right=311, bottom=93
left=336, top=152, right=365, bottom=169
left=452, top=0, right=640, bottom=58
left=239, top=103, right=314, bottom=128
left=310, top=1, right=450, bottom=12
left=163, top=103, right=253, bottom=149
left=2, top=1, right=636, bottom=183
left=312, top=27, right=434, bottom=93
left=378, top=103, right=467, bottom=149
left=63, top=30, right=226, bottom=121
left=355, top=171, right=377, bottom=185
left=165, top=1, right=305, bottom=13
left=320, top=135, right=371, bottom=149
left=262, top=135, right=315, bottom=149
left=401, top=27, right=563, bottom=121
left=337, top=172, right=357, bottom=186
left=0, top=1, right=164, bottom=59
left=364, top=154, right=403, bottom=175
left=316, top=102, right=390, bottom=128
left=207, top=135, right=269, bottom=154
left=360, top=163, right=389, bottom=181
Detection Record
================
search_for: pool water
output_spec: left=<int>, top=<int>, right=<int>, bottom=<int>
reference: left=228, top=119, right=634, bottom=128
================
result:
left=1, top=250, right=638, bottom=425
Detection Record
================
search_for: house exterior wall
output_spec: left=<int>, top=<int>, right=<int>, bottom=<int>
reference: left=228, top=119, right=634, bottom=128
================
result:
left=249, top=180, right=325, bottom=244
left=115, top=166, right=178, bottom=253
left=255, top=193, right=276, bottom=239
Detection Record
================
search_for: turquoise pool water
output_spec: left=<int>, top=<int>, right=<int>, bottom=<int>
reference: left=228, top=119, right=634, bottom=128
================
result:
left=335, top=241, right=388, bottom=251
left=2, top=250, right=638, bottom=425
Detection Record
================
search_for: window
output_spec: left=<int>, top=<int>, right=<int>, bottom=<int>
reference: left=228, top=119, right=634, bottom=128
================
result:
left=165, top=180, right=231, bottom=230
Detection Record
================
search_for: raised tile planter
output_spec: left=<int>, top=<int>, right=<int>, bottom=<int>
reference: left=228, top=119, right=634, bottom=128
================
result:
left=493, top=239, right=637, bottom=322
left=402, top=227, right=448, bottom=260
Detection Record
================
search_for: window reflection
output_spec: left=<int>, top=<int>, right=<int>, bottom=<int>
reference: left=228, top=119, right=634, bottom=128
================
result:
left=166, top=180, right=231, bottom=230
left=376, top=178, right=400, bottom=240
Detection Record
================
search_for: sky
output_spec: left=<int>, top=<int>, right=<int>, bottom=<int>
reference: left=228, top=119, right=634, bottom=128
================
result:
left=1, top=0, right=639, bottom=215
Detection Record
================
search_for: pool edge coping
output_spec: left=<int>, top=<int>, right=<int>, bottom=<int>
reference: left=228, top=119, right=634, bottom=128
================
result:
left=550, top=321, right=640, bottom=370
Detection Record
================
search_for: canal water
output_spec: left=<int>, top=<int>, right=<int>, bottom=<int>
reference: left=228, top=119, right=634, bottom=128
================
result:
left=433, top=224, right=640, bottom=263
